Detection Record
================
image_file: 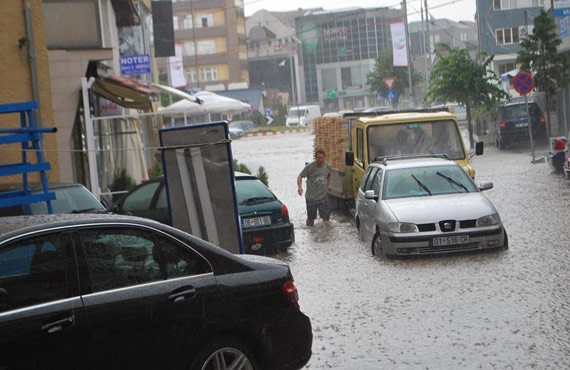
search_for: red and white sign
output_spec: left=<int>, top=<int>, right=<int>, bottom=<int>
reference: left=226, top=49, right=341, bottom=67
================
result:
left=383, top=77, right=397, bottom=90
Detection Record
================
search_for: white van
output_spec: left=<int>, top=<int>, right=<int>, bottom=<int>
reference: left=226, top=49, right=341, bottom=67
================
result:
left=286, top=105, right=321, bottom=126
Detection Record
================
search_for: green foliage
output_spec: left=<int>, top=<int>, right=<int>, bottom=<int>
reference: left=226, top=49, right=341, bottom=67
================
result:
left=233, top=159, right=252, bottom=174
left=149, top=161, right=163, bottom=178
left=423, top=45, right=507, bottom=147
left=109, top=168, right=137, bottom=192
left=274, top=103, right=287, bottom=126
left=517, top=9, right=570, bottom=95
left=366, top=50, right=421, bottom=106
left=256, top=166, right=269, bottom=186
left=233, top=160, right=270, bottom=186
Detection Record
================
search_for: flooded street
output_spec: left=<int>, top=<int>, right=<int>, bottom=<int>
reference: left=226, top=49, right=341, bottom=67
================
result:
left=231, top=131, right=570, bottom=369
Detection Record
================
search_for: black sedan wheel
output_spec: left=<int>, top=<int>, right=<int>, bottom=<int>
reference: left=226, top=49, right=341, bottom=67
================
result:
left=192, top=336, right=258, bottom=370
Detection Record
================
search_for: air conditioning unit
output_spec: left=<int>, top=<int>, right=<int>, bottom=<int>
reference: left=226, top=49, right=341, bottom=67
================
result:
left=519, top=25, right=534, bottom=40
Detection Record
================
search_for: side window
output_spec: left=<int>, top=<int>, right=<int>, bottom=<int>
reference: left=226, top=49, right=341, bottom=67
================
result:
left=360, top=167, right=378, bottom=191
left=0, top=235, right=69, bottom=313
left=78, top=228, right=212, bottom=293
left=356, top=128, right=364, bottom=163
left=123, top=182, right=160, bottom=212
left=371, top=168, right=383, bottom=195
left=156, top=186, right=168, bottom=209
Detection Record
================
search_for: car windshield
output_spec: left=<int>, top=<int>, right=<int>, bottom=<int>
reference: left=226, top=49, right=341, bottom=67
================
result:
left=30, top=185, right=106, bottom=214
left=289, top=108, right=307, bottom=116
left=383, top=165, right=478, bottom=199
left=367, top=120, right=465, bottom=161
left=235, top=179, right=276, bottom=205
left=502, top=104, right=537, bottom=119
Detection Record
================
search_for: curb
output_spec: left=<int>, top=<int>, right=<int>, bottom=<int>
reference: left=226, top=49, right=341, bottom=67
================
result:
left=243, top=128, right=311, bottom=138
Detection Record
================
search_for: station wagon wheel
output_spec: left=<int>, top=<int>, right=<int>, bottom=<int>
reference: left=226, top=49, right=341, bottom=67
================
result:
left=502, top=229, right=509, bottom=251
left=191, top=336, right=259, bottom=370
left=371, top=232, right=383, bottom=256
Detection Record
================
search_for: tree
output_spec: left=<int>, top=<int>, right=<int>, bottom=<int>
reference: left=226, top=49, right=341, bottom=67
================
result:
left=423, top=45, right=507, bottom=148
left=517, top=9, right=570, bottom=137
left=366, top=50, right=420, bottom=108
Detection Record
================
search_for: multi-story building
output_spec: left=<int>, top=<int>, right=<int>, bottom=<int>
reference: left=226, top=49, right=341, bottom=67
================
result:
left=476, top=0, right=569, bottom=135
left=409, top=19, right=477, bottom=92
left=476, top=0, right=543, bottom=77
left=169, top=0, right=248, bottom=91
left=293, top=7, right=404, bottom=112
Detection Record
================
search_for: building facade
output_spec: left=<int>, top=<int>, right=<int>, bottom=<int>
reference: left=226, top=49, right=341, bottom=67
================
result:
left=293, top=7, right=404, bottom=112
left=170, top=0, right=248, bottom=91
left=1, top=0, right=59, bottom=183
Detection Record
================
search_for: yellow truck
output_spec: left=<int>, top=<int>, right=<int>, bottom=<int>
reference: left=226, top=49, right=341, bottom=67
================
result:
left=313, top=108, right=484, bottom=211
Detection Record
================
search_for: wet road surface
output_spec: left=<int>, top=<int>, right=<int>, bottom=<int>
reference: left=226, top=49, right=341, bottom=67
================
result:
left=231, top=131, right=570, bottom=369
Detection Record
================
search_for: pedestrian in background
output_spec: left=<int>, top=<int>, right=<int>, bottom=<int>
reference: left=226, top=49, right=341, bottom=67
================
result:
left=297, top=148, right=331, bottom=226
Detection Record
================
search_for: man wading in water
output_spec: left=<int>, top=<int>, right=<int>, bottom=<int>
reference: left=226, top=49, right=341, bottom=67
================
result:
left=297, top=148, right=331, bottom=226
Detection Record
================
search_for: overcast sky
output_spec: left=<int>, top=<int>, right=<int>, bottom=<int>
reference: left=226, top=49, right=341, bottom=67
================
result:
left=244, top=0, right=477, bottom=23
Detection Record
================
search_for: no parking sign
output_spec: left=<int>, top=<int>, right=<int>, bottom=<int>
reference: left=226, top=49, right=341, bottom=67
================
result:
left=513, top=71, right=534, bottom=95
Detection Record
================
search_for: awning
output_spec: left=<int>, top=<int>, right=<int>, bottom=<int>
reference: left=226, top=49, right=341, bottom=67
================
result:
left=501, top=68, right=520, bottom=81
left=91, top=76, right=153, bottom=111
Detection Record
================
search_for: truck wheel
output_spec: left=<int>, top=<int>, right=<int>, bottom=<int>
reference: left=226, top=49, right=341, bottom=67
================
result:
left=190, top=336, right=259, bottom=370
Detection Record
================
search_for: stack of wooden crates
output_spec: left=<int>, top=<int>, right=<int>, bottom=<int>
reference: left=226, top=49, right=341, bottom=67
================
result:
left=313, top=116, right=348, bottom=171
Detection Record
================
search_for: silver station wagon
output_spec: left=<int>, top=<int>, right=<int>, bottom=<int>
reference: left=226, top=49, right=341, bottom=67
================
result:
left=355, top=155, right=508, bottom=257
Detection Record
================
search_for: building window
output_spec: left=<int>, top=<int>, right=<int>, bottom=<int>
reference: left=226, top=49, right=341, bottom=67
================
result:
left=197, top=40, right=216, bottom=55
left=494, top=0, right=543, bottom=9
left=200, top=67, right=218, bottom=82
left=496, top=27, right=519, bottom=45
left=498, top=62, right=516, bottom=75
left=186, top=69, right=198, bottom=83
left=197, top=13, right=213, bottom=28
left=182, top=14, right=193, bottom=29
left=173, top=16, right=179, bottom=31
left=183, top=41, right=195, bottom=56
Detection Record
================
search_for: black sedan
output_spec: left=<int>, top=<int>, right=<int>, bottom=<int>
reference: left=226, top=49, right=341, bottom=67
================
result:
left=0, top=214, right=312, bottom=370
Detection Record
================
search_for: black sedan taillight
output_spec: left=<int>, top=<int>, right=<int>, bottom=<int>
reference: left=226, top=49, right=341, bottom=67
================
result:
left=283, top=279, right=300, bottom=309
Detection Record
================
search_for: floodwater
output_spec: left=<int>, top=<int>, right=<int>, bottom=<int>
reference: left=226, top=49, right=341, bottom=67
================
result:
left=231, top=131, right=570, bottom=369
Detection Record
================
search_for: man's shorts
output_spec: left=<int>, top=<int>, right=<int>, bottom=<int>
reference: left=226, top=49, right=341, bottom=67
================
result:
left=306, top=197, right=330, bottom=220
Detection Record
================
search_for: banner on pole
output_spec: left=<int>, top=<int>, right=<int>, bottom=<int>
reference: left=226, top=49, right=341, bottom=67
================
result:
left=390, top=22, right=408, bottom=67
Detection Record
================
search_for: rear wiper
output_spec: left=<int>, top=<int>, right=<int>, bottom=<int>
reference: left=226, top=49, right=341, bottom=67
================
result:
left=411, top=175, right=432, bottom=196
left=241, top=196, right=274, bottom=205
left=436, top=171, right=468, bottom=192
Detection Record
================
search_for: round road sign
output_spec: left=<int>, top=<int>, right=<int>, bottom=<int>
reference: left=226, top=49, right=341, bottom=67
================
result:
left=513, top=71, right=534, bottom=95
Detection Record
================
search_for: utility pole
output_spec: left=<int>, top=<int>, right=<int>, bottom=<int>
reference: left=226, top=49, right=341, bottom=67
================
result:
left=402, top=0, right=414, bottom=107
left=424, top=0, right=431, bottom=85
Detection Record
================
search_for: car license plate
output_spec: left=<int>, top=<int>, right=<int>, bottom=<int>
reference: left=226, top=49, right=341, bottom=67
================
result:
left=243, top=216, right=271, bottom=228
left=515, top=122, right=528, bottom=128
left=432, top=235, right=469, bottom=246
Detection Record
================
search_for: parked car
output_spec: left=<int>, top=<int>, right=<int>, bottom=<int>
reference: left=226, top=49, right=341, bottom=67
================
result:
left=363, top=106, right=392, bottom=113
left=0, top=182, right=107, bottom=217
left=0, top=214, right=312, bottom=370
left=110, top=172, right=295, bottom=254
left=229, top=120, right=255, bottom=132
left=496, top=100, right=546, bottom=148
left=355, top=155, right=508, bottom=258
left=228, top=126, right=244, bottom=139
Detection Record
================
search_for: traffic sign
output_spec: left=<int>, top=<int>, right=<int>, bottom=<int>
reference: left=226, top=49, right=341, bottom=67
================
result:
left=513, top=71, right=534, bottom=95
left=385, top=89, right=397, bottom=102
left=383, top=77, right=397, bottom=90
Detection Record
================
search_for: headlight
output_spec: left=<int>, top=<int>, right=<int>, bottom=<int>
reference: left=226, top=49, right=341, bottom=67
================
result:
left=388, top=222, right=419, bottom=233
left=476, top=213, right=501, bottom=227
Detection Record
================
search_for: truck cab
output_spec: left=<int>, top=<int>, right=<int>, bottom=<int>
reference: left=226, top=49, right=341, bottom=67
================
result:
left=314, top=108, right=483, bottom=211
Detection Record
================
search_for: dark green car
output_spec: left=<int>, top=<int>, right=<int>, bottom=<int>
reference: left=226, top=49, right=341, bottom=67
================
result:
left=110, top=172, right=294, bottom=255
